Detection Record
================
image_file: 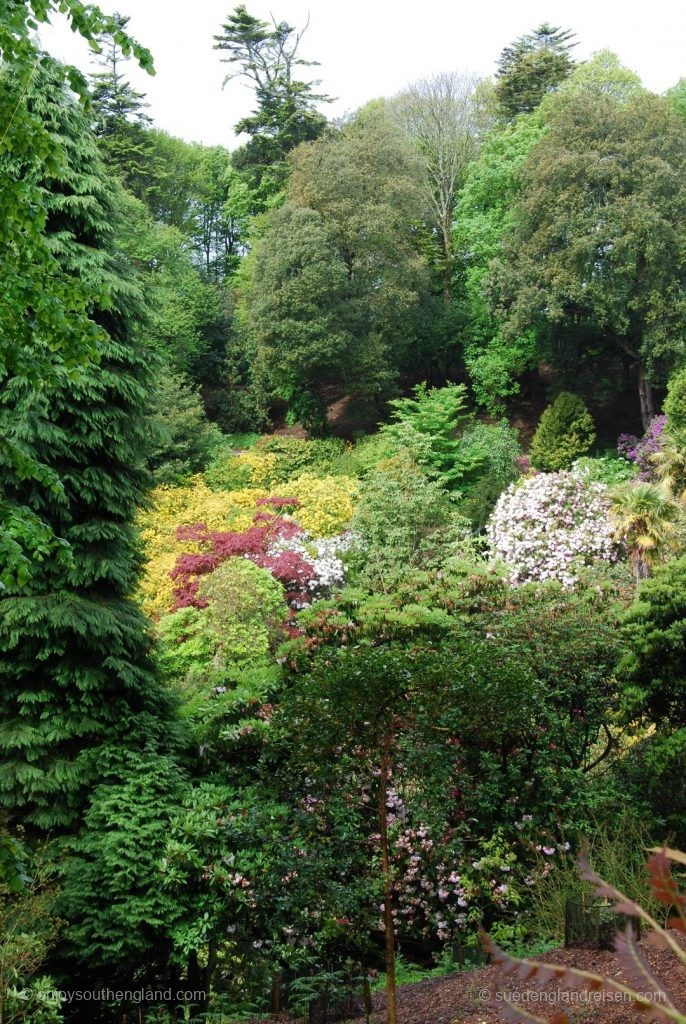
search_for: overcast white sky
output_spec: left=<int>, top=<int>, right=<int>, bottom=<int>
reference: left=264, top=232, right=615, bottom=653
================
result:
left=39, top=0, right=686, bottom=148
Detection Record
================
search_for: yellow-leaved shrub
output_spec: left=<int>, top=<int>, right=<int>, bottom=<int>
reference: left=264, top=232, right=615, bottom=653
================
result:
left=272, top=473, right=358, bottom=536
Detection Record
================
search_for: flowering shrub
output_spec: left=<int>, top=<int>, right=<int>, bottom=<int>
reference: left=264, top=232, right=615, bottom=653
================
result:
left=617, top=415, right=666, bottom=479
left=170, top=506, right=353, bottom=613
left=272, top=473, right=358, bottom=536
left=386, top=812, right=524, bottom=942
left=487, top=471, right=618, bottom=585
left=138, top=471, right=357, bottom=617
left=137, top=479, right=265, bottom=617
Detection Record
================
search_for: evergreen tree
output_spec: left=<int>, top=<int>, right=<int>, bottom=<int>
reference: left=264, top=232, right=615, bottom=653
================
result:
left=148, top=373, right=222, bottom=484
left=0, top=57, right=173, bottom=831
left=0, top=7, right=151, bottom=589
left=89, top=11, right=154, bottom=199
left=495, top=23, right=576, bottom=119
left=214, top=4, right=330, bottom=197
left=493, top=88, right=686, bottom=429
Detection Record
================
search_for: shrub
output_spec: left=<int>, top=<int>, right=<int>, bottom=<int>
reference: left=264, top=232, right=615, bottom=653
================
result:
left=617, top=415, right=666, bottom=479
left=327, top=434, right=391, bottom=478
left=350, top=453, right=476, bottom=591
left=137, top=480, right=265, bottom=617
left=169, top=509, right=352, bottom=614
left=487, top=471, right=617, bottom=586
left=571, top=454, right=635, bottom=486
left=381, top=383, right=483, bottom=491
left=204, top=455, right=253, bottom=491
left=458, top=420, right=522, bottom=527
left=205, top=439, right=348, bottom=492
left=530, top=392, right=596, bottom=471
left=254, top=436, right=346, bottom=481
left=619, top=555, right=686, bottom=728
left=272, top=473, right=358, bottom=536
left=156, top=561, right=285, bottom=685
left=155, top=606, right=215, bottom=683
left=664, top=366, right=686, bottom=430
left=199, top=558, right=286, bottom=668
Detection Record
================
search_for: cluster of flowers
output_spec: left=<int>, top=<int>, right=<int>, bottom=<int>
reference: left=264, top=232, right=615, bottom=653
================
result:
left=617, top=415, right=666, bottom=480
left=170, top=497, right=352, bottom=612
left=487, top=471, right=618, bottom=586
left=266, top=529, right=355, bottom=609
left=377, top=786, right=519, bottom=943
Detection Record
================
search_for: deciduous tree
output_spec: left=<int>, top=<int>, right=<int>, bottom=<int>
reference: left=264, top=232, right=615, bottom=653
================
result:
left=493, top=90, right=686, bottom=429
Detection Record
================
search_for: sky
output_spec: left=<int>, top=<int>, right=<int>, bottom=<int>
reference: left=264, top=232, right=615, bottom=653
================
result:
left=39, top=0, right=686, bottom=149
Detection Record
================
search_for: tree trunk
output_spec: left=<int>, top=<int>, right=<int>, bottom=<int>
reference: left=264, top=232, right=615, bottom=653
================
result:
left=378, top=736, right=397, bottom=1024
left=363, top=976, right=373, bottom=1022
left=442, top=223, right=453, bottom=306
left=272, top=970, right=282, bottom=1012
left=638, top=368, right=655, bottom=432
left=633, top=553, right=651, bottom=583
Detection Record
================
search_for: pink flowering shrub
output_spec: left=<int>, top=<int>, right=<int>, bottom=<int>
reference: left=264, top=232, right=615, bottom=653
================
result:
left=487, top=471, right=618, bottom=586
left=617, top=415, right=666, bottom=480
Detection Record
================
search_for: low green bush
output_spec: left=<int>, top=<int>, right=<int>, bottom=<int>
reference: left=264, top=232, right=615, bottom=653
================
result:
left=571, top=453, right=635, bottom=486
left=254, top=435, right=346, bottom=480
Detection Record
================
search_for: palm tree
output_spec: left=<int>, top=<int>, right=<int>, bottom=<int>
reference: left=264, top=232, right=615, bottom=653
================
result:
left=650, top=427, right=686, bottom=504
left=610, top=482, right=681, bottom=581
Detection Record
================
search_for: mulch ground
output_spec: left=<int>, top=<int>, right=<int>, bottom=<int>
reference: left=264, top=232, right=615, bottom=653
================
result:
left=252, top=933, right=686, bottom=1024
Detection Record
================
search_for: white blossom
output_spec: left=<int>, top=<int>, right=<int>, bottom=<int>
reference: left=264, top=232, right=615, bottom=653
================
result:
left=487, top=471, right=618, bottom=586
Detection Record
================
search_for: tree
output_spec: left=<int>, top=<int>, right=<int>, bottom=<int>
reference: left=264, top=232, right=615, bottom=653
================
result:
left=0, top=3, right=152, bottom=588
left=246, top=203, right=358, bottom=431
left=494, top=89, right=686, bottom=429
left=394, top=72, right=490, bottom=302
left=89, top=11, right=153, bottom=199
left=147, top=373, right=222, bottom=485
left=453, top=113, right=545, bottom=411
left=609, top=482, right=681, bottom=580
left=244, top=107, right=429, bottom=429
left=380, top=382, right=485, bottom=491
left=529, top=392, right=596, bottom=471
left=495, top=23, right=576, bottom=119
left=0, top=59, right=173, bottom=830
left=214, top=4, right=330, bottom=196
left=667, top=78, right=686, bottom=122
left=276, top=576, right=624, bottom=1023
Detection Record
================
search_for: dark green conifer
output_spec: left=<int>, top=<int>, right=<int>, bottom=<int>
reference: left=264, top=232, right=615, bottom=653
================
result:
left=0, top=57, right=172, bottom=831
left=89, top=12, right=155, bottom=199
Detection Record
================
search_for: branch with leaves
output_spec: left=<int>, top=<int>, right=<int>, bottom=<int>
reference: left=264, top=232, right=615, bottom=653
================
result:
left=483, top=847, right=686, bottom=1024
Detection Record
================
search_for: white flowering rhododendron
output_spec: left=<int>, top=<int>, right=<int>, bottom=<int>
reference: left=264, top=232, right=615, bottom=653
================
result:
left=487, top=471, right=618, bottom=586
left=266, top=530, right=356, bottom=607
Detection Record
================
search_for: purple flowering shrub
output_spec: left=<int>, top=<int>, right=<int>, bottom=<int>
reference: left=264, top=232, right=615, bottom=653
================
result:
left=617, top=415, right=666, bottom=480
left=487, top=471, right=619, bottom=586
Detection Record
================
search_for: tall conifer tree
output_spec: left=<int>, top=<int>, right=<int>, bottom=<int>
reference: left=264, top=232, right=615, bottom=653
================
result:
left=89, top=12, right=154, bottom=199
left=0, top=57, right=172, bottom=831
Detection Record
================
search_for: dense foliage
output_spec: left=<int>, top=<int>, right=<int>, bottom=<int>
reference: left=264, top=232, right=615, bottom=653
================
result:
left=3, top=6, right=686, bottom=1024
